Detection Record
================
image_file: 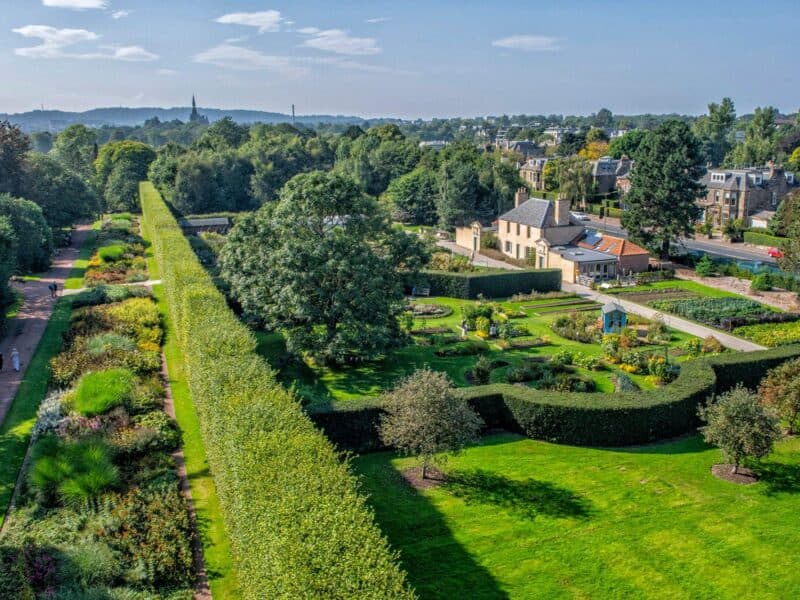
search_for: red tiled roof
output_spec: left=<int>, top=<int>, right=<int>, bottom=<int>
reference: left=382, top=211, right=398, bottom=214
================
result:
left=578, top=234, right=649, bottom=257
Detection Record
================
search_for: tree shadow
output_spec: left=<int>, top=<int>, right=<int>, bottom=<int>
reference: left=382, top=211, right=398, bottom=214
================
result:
left=443, top=469, right=593, bottom=521
left=359, top=454, right=510, bottom=599
left=752, top=461, right=800, bottom=496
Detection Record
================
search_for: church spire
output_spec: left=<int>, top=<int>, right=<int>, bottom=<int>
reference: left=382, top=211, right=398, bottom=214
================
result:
left=189, top=94, right=207, bottom=124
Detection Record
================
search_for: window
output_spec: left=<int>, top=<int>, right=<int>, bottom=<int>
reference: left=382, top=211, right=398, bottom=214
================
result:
left=527, top=226, right=531, bottom=238
left=711, top=173, right=725, bottom=183
left=504, top=240, right=512, bottom=253
left=524, top=246, right=533, bottom=258
left=506, top=221, right=510, bottom=233
left=772, top=191, right=778, bottom=206
left=714, top=191, right=720, bottom=203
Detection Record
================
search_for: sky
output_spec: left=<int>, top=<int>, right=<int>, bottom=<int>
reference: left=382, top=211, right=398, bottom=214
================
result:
left=1, top=0, right=798, bottom=119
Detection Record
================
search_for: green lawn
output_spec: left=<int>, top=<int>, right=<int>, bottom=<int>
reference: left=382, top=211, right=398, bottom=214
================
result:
left=257, top=296, right=696, bottom=408
left=605, top=279, right=742, bottom=300
left=64, top=220, right=101, bottom=290
left=3, top=289, right=23, bottom=319
left=153, top=284, right=239, bottom=598
left=356, top=433, right=800, bottom=599
left=0, top=298, right=72, bottom=525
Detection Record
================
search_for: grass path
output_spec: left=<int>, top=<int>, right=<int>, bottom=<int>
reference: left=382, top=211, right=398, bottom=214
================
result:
left=151, top=283, right=238, bottom=595
left=357, top=432, right=800, bottom=599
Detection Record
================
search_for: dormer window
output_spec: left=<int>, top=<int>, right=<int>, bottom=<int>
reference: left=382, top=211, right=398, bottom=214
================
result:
left=711, top=173, right=725, bottom=183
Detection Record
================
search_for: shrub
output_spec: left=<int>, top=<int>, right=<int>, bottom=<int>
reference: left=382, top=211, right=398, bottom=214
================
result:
left=435, top=339, right=488, bottom=357
left=551, top=311, right=600, bottom=343
left=613, top=373, right=639, bottom=392
left=472, top=355, right=492, bottom=385
left=649, top=296, right=770, bottom=328
left=110, top=410, right=180, bottom=457
left=32, top=391, right=65, bottom=440
left=646, top=319, right=670, bottom=344
left=551, top=349, right=574, bottom=366
left=635, top=269, right=675, bottom=284
left=694, top=254, right=715, bottom=277
left=70, top=284, right=151, bottom=308
left=97, top=244, right=126, bottom=263
left=67, top=368, right=135, bottom=417
left=574, top=353, right=602, bottom=371
left=750, top=272, right=773, bottom=292
left=28, top=435, right=119, bottom=507
left=702, top=336, right=724, bottom=354
left=420, top=269, right=561, bottom=299
left=140, top=182, right=412, bottom=597
left=734, top=320, right=800, bottom=347
left=758, top=357, right=800, bottom=433
left=85, top=332, right=135, bottom=357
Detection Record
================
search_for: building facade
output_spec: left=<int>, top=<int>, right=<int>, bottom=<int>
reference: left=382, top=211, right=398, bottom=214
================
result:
left=698, top=163, right=796, bottom=227
left=519, top=158, right=550, bottom=191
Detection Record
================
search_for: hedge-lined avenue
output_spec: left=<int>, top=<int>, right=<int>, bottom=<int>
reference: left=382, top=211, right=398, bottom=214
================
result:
left=139, top=182, right=413, bottom=599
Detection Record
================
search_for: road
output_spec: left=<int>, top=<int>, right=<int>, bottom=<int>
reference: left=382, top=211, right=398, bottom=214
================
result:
left=585, top=217, right=777, bottom=265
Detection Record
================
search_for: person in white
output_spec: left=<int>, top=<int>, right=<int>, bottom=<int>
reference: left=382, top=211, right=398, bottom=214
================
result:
left=11, top=347, right=20, bottom=372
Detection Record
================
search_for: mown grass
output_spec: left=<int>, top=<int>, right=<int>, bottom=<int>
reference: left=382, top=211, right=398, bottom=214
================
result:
left=4, top=289, right=23, bottom=319
left=606, top=279, right=744, bottom=300
left=257, top=295, right=696, bottom=408
left=356, top=432, right=800, bottom=599
left=0, top=298, right=72, bottom=525
left=64, top=220, right=102, bottom=290
left=153, top=283, right=238, bottom=598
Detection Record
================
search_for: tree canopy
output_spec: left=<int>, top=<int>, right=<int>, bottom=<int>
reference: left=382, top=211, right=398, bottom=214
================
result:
left=220, top=170, right=428, bottom=364
left=22, top=153, right=100, bottom=228
left=0, top=121, right=31, bottom=197
left=621, top=120, right=705, bottom=258
left=0, top=193, right=53, bottom=273
left=94, top=141, right=156, bottom=211
left=692, top=97, right=736, bottom=167
left=50, top=124, right=97, bottom=183
left=384, top=167, right=438, bottom=225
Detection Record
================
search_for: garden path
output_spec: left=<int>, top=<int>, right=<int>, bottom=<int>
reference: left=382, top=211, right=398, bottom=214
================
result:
left=0, top=225, right=91, bottom=426
left=564, top=283, right=768, bottom=352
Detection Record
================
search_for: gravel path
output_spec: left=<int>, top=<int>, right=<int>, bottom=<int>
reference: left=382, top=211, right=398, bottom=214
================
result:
left=0, top=224, right=91, bottom=425
left=437, top=240, right=521, bottom=270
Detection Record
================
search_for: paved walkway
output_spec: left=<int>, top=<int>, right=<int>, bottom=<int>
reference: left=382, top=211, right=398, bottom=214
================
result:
left=437, top=240, right=521, bottom=270
left=61, top=279, right=163, bottom=296
left=0, top=224, right=91, bottom=425
left=563, top=283, right=768, bottom=352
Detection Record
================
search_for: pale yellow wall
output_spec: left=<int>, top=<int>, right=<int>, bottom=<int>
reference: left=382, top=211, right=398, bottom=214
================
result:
left=497, top=218, right=541, bottom=260
left=454, top=226, right=475, bottom=250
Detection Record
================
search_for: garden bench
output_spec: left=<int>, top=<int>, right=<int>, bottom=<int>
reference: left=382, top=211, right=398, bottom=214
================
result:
left=417, top=287, right=431, bottom=297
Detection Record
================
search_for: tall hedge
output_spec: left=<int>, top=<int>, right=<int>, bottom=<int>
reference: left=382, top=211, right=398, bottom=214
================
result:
left=139, top=182, right=413, bottom=599
left=311, top=344, right=800, bottom=452
left=419, top=268, right=561, bottom=299
left=743, top=231, right=785, bottom=248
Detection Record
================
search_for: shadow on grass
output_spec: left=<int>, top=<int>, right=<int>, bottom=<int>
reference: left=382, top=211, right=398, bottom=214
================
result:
left=443, top=469, right=593, bottom=521
left=360, top=454, right=510, bottom=599
left=754, top=461, right=800, bottom=496
left=603, top=434, right=711, bottom=456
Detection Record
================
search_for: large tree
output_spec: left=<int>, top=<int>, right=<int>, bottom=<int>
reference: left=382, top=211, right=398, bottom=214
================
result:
left=22, top=153, right=100, bottom=228
left=692, top=97, right=736, bottom=167
left=384, top=167, right=438, bottom=225
left=621, top=120, right=705, bottom=258
left=0, top=215, right=16, bottom=321
left=558, top=156, right=593, bottom=208
left=0, top=121, right=31, bottom=197
left=436, top=162, right=482, bottom=228
left=759, top=358, right=800, bottom=434
left=220, top=170, right=428, bottom=364
left=0, top=194, right=53, bottom=273
left=50, top=124, right=97, bottom=182
left=726, top=106, right=777, bottom=167
left=94, top=141, right=156, bottom=211
left=699, top=385, right=781, bottom=475
left=378, top=368, right=483, bottom=479
left=608, top=129, right=649, bottom=159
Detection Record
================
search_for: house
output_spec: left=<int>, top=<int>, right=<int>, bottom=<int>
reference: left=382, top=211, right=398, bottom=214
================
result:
left=578, top=230, right=650, bottom=274
left=698, top=163, right=796, bottom=227
left=614, top=156, right=633, bottom=195
left=495, top=139, right=545, bottom=159
left=591, top=156, right=632, bottom=196
left=749, top=210, right=775, bottom=230
left=601, top=302, right=627, bottom=334
left=419, top=140, right=448, bottom=150
left=519, top=158, right=550, bottom=191
left=542, top=126, right=576, bottom=146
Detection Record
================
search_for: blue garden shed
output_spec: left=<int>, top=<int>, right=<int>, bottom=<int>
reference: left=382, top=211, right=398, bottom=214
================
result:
left=601, top=302, right=627, bottom=334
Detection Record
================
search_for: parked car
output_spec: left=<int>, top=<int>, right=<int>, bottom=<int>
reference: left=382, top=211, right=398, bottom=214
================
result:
left=571, top=212, right=591, bottom=221
left=767, top=247, right=784, bottom=259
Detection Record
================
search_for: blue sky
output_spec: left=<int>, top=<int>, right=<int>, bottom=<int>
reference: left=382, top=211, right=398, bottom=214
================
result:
left=1, top=0, right=798, bottom=118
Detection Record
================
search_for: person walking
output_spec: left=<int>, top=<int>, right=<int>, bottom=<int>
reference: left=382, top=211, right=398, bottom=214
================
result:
left=11, top=347, right=20, bottom=372
left=52, top=282, right=58, bottom=298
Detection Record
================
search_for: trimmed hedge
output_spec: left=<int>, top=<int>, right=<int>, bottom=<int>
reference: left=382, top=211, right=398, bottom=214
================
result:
left=743, top=231, right=785, bottom=248
left=139, top=182, right=412, bottom=599
left=310, top=344, right=800, bottom=452
left=419, top=269, right=561, bottom=299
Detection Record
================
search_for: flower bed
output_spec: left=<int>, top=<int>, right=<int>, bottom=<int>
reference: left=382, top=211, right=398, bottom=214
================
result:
left=83, top=216, right=149, bottom=287
left=2, top=286, right=195, bottom=597
left=734, top=320, right=800, bottom=347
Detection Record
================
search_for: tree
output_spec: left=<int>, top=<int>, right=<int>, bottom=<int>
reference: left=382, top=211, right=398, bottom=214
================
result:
left=699, top=385, right=781, bottom=475
left=608, top=129, right=648, bottom=159
left=578, top=141, right=610, bottom=161
left=194, top=117, right=250, bottom=151
left=436, top=162, right=481, bottom=228
left=219, top=170, right=428, bottom=364
left=0, top=121, right=31, bottom=196
left=694, top=253, right=715, bottom=277
left=726, top=106, right=777, bottom=167
left=0, top=216, right=16, bottom=322
left=692, top=98, right=736, bottom=167
left=171, top=151, right=255, bottom=214
left=50, top=124, right=97, bottom=182
left=22, top=153, right=100, bottom=228
left=622, top=120, right=705, bottom=258
left=384, top=167, right=438, bottom=225
left=94, top=141, right=156, bottom=211
left=378, top=368, right=483, bottom=479
left=0, top=194, right=53, bottom=273
left=788, top=147, right=800, bottom=173
left=768, top=191, right=798, bottom=237
left=759, top=357, right=800, bottom=434
left=557, top=156, right=593, bottom=208
left=556, top=131, right=587, bottom=156
left=593, top=108, right=614, bottom=129
left=585, top=128, right=609, bottom=143
left=147, top=142, right=187, bottom=195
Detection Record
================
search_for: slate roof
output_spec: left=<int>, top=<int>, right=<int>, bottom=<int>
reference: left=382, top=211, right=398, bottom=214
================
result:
left=699, top=171, right=745, bottom=191
left=499, top=198, right=552, bottom=228
left=750, top=210, right=776, bottom=221
left=601, top=301, right=626, bottom=314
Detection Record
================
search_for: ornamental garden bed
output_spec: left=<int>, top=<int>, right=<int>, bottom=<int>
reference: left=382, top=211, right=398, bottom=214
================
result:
left=256, top=295, right=700, bottom=408
left=83, top=215, right=149, bottom=287
left=1, top=285, right=196, bottom=597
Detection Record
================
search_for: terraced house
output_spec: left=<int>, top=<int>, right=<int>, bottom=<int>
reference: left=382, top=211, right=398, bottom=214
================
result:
left=698, top=162, right=796, bottom=227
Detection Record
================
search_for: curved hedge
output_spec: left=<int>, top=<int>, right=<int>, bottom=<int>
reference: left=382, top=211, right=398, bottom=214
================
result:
left=419, top=268, right=561, bottom=299
left=139, top=182, right=412, bottom=599
left=310, top=344, right=800, bottom=452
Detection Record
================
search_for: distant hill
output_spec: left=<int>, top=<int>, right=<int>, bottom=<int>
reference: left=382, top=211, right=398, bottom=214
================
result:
left=0, top=106, right=390, bottom=132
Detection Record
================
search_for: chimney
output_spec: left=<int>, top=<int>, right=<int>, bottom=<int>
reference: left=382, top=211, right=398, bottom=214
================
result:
left=554, top=193, right=570, bottom=226
left=514, top=187, right=529, bottom=208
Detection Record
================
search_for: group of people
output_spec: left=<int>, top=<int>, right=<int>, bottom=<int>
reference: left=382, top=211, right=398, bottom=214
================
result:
left=0, top=348, right=20, bottom=372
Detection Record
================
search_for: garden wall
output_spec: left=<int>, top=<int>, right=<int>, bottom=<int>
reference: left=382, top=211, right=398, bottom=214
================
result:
left=139, top=182, right=413, bottom=599
left=310, top=344, right=800, bottom=452
left=420, top=269, right=562, bottom=299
